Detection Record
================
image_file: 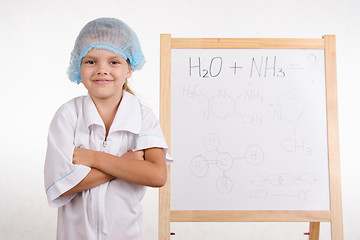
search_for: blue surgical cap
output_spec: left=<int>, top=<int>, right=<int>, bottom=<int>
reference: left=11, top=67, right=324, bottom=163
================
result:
left=67, top=18, right=146, bottom=84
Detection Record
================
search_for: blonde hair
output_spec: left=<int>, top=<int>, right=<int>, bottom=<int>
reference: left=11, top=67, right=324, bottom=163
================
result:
left=123, top=59, right=135, bottom=95
left=123, top=80, right=135, bottom=95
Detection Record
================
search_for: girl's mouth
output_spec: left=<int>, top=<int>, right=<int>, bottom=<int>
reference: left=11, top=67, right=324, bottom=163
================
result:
left=93, top=79, right=112, bottom=85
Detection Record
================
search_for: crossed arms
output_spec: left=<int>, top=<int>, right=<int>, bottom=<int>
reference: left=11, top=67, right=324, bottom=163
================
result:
left=61, top=147, right=166, bottom=197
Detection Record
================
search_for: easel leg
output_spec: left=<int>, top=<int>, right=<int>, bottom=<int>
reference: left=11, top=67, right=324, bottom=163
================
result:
left=309, top=222, right=320, bottom=240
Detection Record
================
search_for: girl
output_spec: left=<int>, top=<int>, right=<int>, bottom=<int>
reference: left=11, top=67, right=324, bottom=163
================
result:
left=44, top=18, right=170, bottom=240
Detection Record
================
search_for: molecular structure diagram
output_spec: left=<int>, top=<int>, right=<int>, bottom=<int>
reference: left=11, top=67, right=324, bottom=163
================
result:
left=251, top=172, right=317, bottom=187
left=189, top=133, right=264, bottom=194
left=200, top=87, right=265, bottom=124
left=249, top=172, right=317, bottom=201
left=182, top=84, right=265, bottom=124
left=183, top=84, right=307, bottom=136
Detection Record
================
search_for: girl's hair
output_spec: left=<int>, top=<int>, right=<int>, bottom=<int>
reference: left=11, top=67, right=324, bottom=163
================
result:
left=123, top=59, right=135, bottom=95
left=68, top=18, right=145, bottom=84
left=123, top=80, right=134, bottom=95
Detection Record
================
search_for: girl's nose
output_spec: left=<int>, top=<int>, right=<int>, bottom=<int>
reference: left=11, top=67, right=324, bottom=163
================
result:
left=97, top=69, right=109, bottom=75
left=96, top=64, right=109, bottom=75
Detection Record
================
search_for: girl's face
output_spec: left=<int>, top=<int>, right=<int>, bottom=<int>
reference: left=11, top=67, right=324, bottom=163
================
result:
left=80, top=49, right=133, bottom=102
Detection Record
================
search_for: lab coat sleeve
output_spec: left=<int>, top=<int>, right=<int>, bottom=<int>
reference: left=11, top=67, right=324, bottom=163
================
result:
left=133, top=105, right=173, bottom=163
left=44, top=102, right=91, bottom=208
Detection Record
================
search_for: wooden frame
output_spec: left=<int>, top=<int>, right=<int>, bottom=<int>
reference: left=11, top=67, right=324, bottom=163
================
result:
left=159, top=35, right=343, bottom=240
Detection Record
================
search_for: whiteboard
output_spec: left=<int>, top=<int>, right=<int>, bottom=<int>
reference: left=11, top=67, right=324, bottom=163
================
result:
left=170, top=49, right=330, bottom=211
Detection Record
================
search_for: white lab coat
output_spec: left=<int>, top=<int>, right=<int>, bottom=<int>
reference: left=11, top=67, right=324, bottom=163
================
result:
left=44, top=91, right=170, bottom=240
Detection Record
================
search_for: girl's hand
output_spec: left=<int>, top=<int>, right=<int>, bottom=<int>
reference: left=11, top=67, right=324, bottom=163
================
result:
left=121, top=150, right=145, bottom=161
left=73, top=148, right=145, bottom=168
left=73, top=148, right=97, bottom=168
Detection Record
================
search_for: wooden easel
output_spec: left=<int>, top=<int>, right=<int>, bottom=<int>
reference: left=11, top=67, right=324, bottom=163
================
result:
left=158, top=35, right=343, bottom=240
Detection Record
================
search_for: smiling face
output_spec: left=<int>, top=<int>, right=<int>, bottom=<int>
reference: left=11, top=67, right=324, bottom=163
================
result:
left=80, top=49, right=133, bottom=102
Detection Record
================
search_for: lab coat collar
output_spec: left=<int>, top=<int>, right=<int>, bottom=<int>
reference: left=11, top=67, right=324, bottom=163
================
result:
left=83, top=91, right=142, bottom=134
left=83, top=94, right=104, bottom=129
left=111, top=91, right=142, bottom=134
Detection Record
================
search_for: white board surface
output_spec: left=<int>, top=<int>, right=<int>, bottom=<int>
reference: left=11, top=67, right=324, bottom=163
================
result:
left=170, top=49, right=330, bottom=211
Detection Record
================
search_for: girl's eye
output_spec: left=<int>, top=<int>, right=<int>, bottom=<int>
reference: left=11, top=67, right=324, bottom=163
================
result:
left=110, top=61, right=120, bottom=65
left=84, top=60, right=95, bottom=64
